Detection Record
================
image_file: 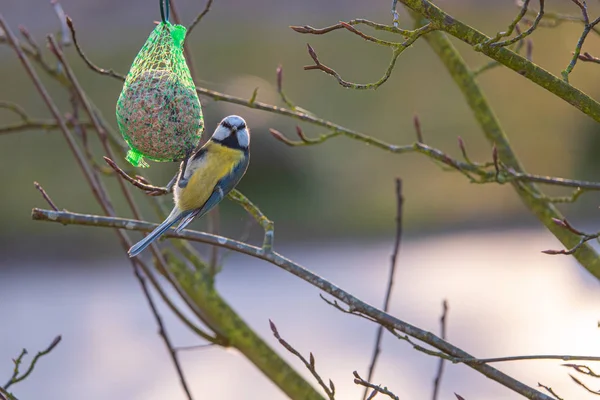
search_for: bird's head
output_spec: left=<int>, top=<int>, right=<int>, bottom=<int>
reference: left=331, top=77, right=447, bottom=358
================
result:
left=211, top=115, right=250, bottom=150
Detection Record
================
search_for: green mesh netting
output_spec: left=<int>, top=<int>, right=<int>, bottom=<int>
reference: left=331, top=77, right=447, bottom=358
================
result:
left=116, top=21, right=203, bottom=168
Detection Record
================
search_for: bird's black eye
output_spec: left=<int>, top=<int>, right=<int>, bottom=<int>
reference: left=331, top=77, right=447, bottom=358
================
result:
left=237, top=122, right=246, bottom=130
left=222, top=120, right=233, bottom=130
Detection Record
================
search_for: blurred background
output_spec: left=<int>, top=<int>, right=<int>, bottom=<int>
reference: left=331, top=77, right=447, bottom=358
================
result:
left=2, top=0, right=600, bottom=399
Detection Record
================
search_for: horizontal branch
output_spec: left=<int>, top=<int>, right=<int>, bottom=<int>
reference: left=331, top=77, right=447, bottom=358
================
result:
left=0, top=119, right=94, bottom=135
left=31, top=207, right=553, bottom=400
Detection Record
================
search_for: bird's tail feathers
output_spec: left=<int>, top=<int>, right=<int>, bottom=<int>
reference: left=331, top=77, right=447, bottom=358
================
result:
left=175, top=209, right=202, bottom=233
left=128, top=208, right=189, bottom=258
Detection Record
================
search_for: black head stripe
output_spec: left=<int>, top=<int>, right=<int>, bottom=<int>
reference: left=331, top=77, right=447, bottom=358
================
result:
left=214, top=133, right=245, bottom=150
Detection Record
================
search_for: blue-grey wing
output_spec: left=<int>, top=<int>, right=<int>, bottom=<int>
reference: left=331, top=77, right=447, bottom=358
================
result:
left=218, top=154, right=249, bottom=195
left=175, top=155, right=249, bottom=232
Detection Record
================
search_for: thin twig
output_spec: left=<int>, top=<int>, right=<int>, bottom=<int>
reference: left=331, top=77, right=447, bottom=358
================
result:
left=33, top=182, right=59, bottom=211
left=542, top=218, right=600, bottom=255
left=569, top=373, right=600, bottom=395
left=518, top=0, right=600, bottom=35
left=362, top=179, right=403, bottom=400
left=413, top=114, right=424, bottom=143
left=537, top=383, right=564, bottom=400
left=0, top=101, right=28, bottom=120
left=187, top=0, right=214, bottom=36
left=175, top=343, right=217, bottom=352
left=291, top=19, right=414, bottom=37
left=66, top=17, right=123, bottom=80
left=457, top=354, right=600, bottom=364
left=432, top=300, right=449, bottom=400
left=563, top=363, right=600, bottom=378
left=0, top=25, right=68, bottom=85
left=131, top=261, right=196, bottom=400
left=269, top=320, right=335, bottom=400
left=3, top=336, right=62, bottom=390
left=354, top=371, right=399, bottom=400
left=489, top=0, right=545, bottom=48
left=561, top=1, right=600, bottom=81
left=276, top=65, right=297, bottom=110
left=0, top=119, right=95, bottom=135
left=489, top=0, right=531, bottom=44
left=472, top=25, right=528, bottom=76
left=302, top=23, right=434, bottom=90
left=103, top=156, right=170, bottom=196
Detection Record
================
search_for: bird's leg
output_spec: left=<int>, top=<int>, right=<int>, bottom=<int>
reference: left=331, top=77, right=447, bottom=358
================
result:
left=165, top=172, right=178, bottom=191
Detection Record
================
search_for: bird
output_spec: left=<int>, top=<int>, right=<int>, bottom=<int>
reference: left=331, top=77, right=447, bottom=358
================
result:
left=128, top=115, right=250, bottom=257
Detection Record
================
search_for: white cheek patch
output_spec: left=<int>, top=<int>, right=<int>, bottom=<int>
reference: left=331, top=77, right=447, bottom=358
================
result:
left=237, top=130, right=250, bottom=148
left=212, top=126, right=230, bottom=141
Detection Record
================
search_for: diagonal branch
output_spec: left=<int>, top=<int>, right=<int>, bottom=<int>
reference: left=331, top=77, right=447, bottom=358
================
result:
left=31, top=207, right=555, bottom=400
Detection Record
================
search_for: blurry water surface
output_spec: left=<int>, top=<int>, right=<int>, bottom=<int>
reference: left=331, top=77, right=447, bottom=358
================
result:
left=2, top=228, right=600, bottom=399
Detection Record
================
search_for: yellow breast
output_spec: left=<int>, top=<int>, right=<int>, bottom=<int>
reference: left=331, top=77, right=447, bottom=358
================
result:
left=177, top=142, right=245, bottom=211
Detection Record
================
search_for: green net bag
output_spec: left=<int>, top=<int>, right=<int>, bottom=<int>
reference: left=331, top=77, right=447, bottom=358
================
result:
left=116, top=21, right=203, bottom=168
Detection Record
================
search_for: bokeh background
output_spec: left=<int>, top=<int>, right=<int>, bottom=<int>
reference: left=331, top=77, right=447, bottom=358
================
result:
left=2, top=0, right=600, bottom=399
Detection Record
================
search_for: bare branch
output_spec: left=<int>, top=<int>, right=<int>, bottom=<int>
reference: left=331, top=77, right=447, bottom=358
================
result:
left=269, top=320, right=335, bottom=400
left=457, top=354, right=600, bottom=364
left=227, top=190, right=274, bottom=253
left=103, top=156, right=171, bottom=196
left=432, top=300, right=449, bottom=400
left=187, top=0, right=214, bottom=36
left=354, top=371, right=399, bottom=400
left=66, top=17, right=124, bottom=81
left=276, top=65, right=297, bottom=110
left=3, top=336, right=61, bottom=390
left=413, top=114, right=423, bottom=143
left=131, top=260, right=196, bottom=400
left=563, top=363, right=600, bottom=378
left=542, top=218, right=600, bottom=255
left=488, top=0, right=545, bottom=48
left=362, top=179, right=403, bottom=400
left=487, top=0, right=531, bottom=45
left=0, top=101, right=28, bottom=120
left=33, top=182, right=59, bottom=211
left=291, top=19, right=414, bottom=37
left=31, top=207, right=556, bottom=400
left=569, top=373, right=600, bottom=395
left=301, top=23, right=435, bottom=90
left=561, top=1, right=600, bottom=81
left=537, top=383, right=564, bottom=400
left=270, top=127, right=600, bottom=196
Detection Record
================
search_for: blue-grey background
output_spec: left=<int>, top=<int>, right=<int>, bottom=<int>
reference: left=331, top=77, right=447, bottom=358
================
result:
left=2, top=1, right=600, bottom=399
